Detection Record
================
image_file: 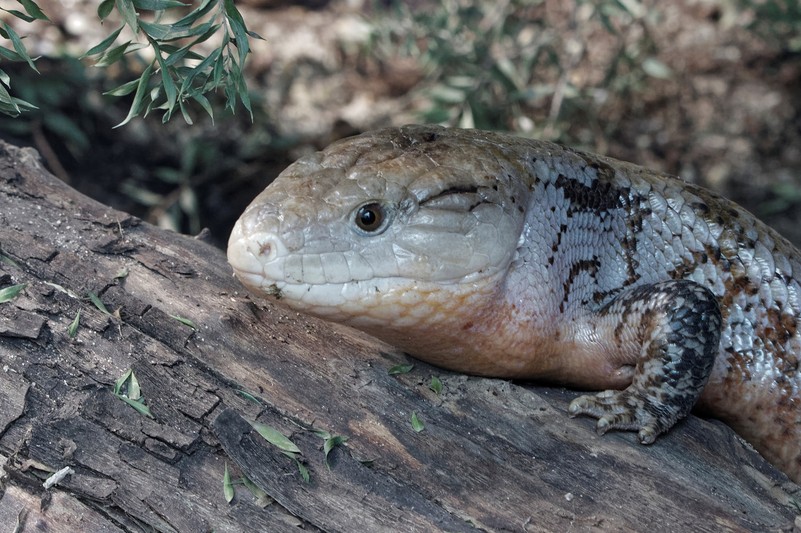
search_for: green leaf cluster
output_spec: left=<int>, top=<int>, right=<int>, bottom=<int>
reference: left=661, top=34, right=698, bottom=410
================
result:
left=370, top=0, right=670, bottom=137
left=0, top=0, right=47, bottom=116
left=250, top=421, right=310, bottom=482
left=0, top=0, right=262, bottom=123
left=221, top=463, right=272, bottom=506
left=371, top=0, right=553, bottom=130
left=85, top=0, right=262, bottom=126
left=113, top=369, right=155, bottom=418
left=313, top=429, right=349, bottom=470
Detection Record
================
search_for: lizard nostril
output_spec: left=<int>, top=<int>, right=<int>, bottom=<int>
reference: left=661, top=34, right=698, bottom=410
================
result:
left=250, top=235, right=280, bottom=262
left=258, top=240, right=273, bottom=258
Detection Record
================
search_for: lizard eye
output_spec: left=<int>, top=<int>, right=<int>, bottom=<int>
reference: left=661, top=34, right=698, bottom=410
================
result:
left=353, top=202, right=389, bottom=234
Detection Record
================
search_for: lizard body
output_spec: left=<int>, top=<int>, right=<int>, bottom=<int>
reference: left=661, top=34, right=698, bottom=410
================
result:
left=227, top=125, right=801, bottom=482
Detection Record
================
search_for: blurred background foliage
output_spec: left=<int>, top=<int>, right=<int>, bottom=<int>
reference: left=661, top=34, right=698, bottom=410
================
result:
left=0, top=0, right=799, bottom=247
left=368, top=0, right=672, bottom=139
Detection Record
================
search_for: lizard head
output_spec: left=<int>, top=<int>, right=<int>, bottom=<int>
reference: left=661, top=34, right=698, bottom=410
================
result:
left=227, top=125, right=530, bottom=331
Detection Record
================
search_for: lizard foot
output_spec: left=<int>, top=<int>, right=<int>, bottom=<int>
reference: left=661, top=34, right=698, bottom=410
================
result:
left=568, top=390, right=669, bottom=444
left=568, top=279, right=722, bottom=445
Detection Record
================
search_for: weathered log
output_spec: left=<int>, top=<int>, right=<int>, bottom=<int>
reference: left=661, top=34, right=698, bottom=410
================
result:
left=0, top=140, right=797, bottom=532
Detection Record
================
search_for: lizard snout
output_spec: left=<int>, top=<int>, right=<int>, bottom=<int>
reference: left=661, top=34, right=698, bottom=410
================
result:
left=227, top=220, right=287, bottom=290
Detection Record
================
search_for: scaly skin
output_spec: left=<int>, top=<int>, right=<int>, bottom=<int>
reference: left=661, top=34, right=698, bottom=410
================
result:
left=227, top=125, right=801, bottom=482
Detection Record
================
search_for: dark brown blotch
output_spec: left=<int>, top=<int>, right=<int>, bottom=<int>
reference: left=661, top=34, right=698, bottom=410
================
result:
left=554, top=173, right=631, bottom=214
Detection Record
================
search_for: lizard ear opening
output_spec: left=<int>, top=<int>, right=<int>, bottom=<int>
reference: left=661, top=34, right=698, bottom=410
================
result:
left=353, top=201, right=391, bottom=235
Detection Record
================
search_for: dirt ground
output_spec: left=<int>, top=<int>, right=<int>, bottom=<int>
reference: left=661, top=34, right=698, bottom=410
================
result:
left=2, top=0, right=800, bottom=247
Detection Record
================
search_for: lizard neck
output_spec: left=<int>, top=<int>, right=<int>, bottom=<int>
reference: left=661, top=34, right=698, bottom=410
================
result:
left=340, top=271, right=634, bottom=389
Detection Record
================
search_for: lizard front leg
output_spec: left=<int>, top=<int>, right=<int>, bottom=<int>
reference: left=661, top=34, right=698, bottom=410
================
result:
left=568, top=280, right=722, bottom=444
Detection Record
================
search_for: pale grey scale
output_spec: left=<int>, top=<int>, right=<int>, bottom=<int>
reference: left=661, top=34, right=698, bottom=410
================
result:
left=786, top=282, right=801, bottom=316
left=678, top=225, right=699, bottom=253
left=689, top=263, right=726, bottom=296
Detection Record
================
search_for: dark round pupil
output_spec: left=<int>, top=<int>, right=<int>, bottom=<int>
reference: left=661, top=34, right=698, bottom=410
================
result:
left=356, top=203, right=383, bottom=231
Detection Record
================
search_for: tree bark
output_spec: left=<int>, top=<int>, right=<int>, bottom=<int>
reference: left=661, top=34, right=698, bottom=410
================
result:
left=0, top=140, right=798, bottom=532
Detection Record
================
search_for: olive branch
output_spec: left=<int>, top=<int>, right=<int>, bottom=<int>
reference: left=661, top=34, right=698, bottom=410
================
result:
left=0, top=0, right=262, bottom=125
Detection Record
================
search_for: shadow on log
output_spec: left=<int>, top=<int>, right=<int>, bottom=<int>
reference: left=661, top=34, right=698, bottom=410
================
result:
left=0, top=140, right=798, bottom=532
